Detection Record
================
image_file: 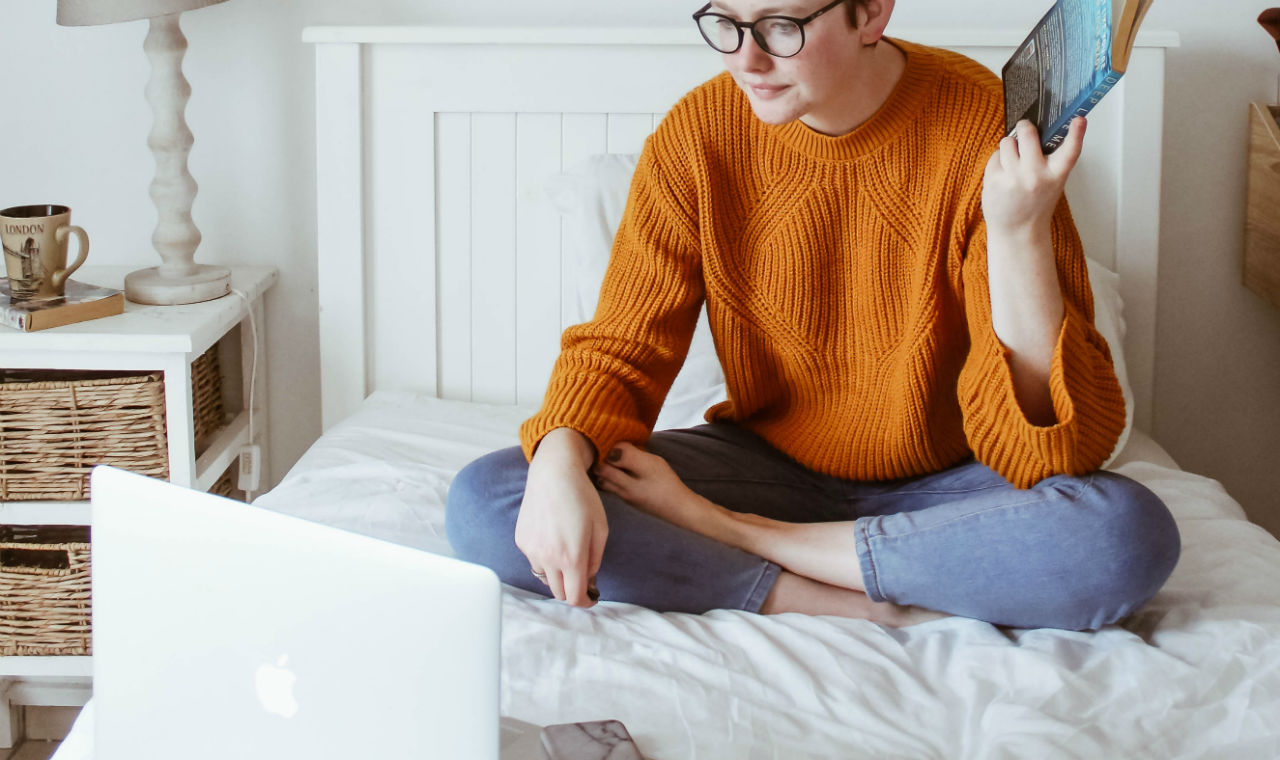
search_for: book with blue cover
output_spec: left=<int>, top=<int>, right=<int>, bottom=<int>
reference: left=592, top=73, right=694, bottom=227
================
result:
left=1002, top=0, right=1155, bottom=153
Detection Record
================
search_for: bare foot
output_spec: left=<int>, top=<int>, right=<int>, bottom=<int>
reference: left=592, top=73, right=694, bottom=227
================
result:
left=592, top=442, right=733, bottom=540
left=595, top=445, right=955, bottom=628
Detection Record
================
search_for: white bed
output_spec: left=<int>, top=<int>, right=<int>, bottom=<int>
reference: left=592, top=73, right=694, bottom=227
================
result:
left=55, top=24, right=1280, bottom=760
left=259, top=394, right=1280, bottom=758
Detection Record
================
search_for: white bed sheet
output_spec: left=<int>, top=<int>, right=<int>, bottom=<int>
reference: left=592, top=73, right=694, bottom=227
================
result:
left=54, top=391, right=1280, bottom=760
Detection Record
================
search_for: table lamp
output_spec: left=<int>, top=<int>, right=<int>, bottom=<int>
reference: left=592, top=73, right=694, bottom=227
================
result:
left=57, top=0, right=232, bottom=305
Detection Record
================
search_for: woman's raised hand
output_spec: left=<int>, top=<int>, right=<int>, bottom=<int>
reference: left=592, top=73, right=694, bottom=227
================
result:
left=981, top=116, right=1085, bottom=237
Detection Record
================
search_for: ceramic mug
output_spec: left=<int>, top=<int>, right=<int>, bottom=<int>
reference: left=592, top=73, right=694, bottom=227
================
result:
left=0, top=204, right=90, bottom=300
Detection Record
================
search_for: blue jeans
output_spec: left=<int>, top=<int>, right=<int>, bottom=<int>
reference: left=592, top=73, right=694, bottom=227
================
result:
left=445, top=423, right=1180, bottom=630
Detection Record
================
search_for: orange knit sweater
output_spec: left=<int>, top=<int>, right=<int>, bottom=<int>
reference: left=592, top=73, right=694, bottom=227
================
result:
left=520, top=40, right=1125, bottom=489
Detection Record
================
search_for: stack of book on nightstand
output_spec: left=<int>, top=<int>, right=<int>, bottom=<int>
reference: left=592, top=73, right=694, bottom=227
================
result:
left=0, top=279, right=124, bottom=331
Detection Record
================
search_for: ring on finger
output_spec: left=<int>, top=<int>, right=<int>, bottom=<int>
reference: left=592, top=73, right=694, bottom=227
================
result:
left=531, top=569, right=548, bottom=582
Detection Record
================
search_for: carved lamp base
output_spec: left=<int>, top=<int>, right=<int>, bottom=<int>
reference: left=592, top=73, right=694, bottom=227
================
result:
left=125, top=263, right=231, bottom=305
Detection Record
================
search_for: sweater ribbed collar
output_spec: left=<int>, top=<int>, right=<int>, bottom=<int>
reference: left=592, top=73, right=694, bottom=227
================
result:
left=770, top=38, right=940, bottom=161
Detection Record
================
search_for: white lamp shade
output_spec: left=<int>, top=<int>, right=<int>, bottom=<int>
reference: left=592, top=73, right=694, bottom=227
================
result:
left=57, top=0, right=228, bottom=26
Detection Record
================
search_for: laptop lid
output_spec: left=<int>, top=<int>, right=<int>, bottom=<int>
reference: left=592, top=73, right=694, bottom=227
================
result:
left=90, top=465, right=502, bottom=760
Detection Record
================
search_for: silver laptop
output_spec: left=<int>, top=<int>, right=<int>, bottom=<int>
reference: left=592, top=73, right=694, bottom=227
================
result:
left=90, top=465, right=542, bottom=759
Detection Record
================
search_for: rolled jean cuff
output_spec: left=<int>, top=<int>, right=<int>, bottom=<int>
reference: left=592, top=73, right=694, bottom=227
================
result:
left=742, top=561, right=783, bottom=613
left=855, top=517, right=888, bottom=603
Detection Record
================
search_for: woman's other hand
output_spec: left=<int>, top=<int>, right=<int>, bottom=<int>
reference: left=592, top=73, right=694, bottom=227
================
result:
left=514, top=428, right=607, bottom=607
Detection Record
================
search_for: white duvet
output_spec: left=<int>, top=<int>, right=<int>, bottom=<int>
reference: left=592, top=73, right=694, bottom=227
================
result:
left=56, top=391, right=1280, bottom=759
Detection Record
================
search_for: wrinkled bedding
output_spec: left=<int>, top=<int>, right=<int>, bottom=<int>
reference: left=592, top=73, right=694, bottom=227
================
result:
left=56, top=391, right=1280, bottom=759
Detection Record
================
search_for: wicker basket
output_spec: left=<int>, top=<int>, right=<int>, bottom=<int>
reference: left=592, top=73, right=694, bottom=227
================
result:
left=192, top=346, right=224, bottom=454
left=0, top=525, right=92, bottom=656
left=211, top=463, right=240, bottom=500
left=0, top=347, right=224, bottom=501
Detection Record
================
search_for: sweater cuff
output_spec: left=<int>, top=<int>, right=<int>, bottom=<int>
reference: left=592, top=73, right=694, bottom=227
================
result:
left=1053, top=303, right=1128, bottom=466
left=962, top=305, right=1123, bottom=488
left=519, top=377, right=652, bottom=466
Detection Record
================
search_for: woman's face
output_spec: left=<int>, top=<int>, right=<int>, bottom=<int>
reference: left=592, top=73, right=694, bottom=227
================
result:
left=712, top=0, right=882, bottom=135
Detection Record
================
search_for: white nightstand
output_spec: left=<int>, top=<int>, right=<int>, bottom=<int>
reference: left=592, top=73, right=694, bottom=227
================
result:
left=0, top=265, right=277, bottom=747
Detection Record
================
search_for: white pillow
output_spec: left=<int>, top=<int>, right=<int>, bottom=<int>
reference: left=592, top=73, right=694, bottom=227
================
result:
left=543, top=153, right=726, bottom=431
left=542, top=153, right=1133, bottom=463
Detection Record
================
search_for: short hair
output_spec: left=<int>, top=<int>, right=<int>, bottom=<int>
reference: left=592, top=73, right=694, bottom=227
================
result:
left=842, top=0, right=871, bottom=27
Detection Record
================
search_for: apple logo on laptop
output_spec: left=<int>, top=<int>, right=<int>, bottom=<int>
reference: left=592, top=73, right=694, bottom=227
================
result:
left=255, top=655, right=299, bottom=719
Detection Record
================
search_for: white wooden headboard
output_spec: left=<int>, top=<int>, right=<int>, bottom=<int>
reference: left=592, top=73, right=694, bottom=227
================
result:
left=306, top=26, right=1179, bottom=433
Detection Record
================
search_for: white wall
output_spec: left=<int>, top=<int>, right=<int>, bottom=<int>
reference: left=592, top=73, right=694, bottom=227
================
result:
left=3, top=1, right=1279, bottom=536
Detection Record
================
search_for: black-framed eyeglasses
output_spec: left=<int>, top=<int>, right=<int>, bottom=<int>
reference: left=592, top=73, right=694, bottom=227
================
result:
left=692, top=0, right=845, bottom=58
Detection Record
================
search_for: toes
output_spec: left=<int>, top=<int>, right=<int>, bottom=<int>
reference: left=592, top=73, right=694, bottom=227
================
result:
left=605, top=442, right=676, bottom=483
left=592, top=462, right=619, bottom=487
left=609, top=442, right=646, bottom=471
left=612, top=441, right=640, bottom=457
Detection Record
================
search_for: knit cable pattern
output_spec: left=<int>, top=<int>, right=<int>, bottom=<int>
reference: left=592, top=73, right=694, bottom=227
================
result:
left=521, top=40, right=1125, bottom=489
